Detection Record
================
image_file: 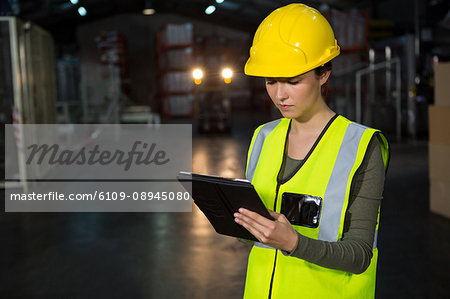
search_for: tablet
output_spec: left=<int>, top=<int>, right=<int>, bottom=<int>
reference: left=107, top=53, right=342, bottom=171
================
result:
left=177, top=171, right=272, bottom=241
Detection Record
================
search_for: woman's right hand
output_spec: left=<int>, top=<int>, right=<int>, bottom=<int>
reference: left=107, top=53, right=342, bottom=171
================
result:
left=234, top=208, right=298, bottom=253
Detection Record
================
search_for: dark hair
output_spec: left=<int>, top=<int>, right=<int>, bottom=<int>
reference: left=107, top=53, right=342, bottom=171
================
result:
left=314, top=61, right=332, bottom=98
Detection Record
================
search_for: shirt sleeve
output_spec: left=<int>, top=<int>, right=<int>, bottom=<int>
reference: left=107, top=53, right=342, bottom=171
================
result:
left=281, top=136, right=386, bottom=274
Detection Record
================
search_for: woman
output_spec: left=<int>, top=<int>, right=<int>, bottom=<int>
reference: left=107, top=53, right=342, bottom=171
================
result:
left=233, top=3, right=390, bottom=298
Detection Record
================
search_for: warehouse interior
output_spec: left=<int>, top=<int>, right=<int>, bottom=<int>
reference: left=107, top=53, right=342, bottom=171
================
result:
left=1, top=0, right=450, bottom=298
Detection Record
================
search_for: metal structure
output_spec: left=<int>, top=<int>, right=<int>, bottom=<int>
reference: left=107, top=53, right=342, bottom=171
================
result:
left=55, top=56, right=82, bottom=123
left=0, top=16, right=57, bottom=190
left=369, top=34, right=417, bottom=139
left=80, top=63, right=121, bottom=124
left=355, top=55, right=402, bottom=141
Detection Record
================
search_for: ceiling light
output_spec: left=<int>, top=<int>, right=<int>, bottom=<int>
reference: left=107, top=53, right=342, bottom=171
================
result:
left=205, top=5, right=216, bottom=15
left=70, top=0, right=79, bottom=4
left=143, top=8, right=155, bottom=15
left=143, top=0, right=156, bottom=15
left=216, top=0, right=225, bottom=3
left=78, top=6, right=87, bottom=16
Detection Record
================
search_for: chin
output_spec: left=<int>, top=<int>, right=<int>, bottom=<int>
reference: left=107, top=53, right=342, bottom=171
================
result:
left=279, top=111, right=298, bottom=119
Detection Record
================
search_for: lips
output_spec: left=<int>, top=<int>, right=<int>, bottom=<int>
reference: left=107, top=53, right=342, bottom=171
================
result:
left=279, top=104, right=293, bottom=110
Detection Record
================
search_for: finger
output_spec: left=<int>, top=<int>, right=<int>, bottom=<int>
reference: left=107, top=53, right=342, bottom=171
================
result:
left=268, top=209, right=282, bottom=219
left=234, top=211, right=272, bottom=234
left=239, top=208, right=274, bottom=227
left=234, top=216, right=265, bottom=241
left=267, top=209, right=290, bottom=224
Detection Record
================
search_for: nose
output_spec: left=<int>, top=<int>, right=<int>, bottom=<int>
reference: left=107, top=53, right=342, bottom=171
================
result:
left=275, top=83, right=288, bottom=102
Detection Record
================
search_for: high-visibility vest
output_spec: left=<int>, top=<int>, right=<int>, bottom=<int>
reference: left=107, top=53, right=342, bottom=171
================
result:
left=244, top=115, right=389, bottom=299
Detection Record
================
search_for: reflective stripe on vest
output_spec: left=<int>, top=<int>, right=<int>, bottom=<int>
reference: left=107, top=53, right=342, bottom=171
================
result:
left=318, top=122, right=365, bottom=242
left=246, top=119, right=282, bottom=182
left=254, top=242, right=274, bottom=250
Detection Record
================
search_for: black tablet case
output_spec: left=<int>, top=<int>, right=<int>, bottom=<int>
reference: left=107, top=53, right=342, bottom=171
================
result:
left=177, top=172, right=272, bottom=241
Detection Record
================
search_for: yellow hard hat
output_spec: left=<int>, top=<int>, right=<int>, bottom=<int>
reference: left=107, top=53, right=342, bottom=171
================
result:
left=244, top=3, right=340, bottom=78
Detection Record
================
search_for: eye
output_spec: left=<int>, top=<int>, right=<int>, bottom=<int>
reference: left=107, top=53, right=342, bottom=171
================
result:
left=265, top=80, right=276, bottom=85
left=288, top=80, right=300, bottom=85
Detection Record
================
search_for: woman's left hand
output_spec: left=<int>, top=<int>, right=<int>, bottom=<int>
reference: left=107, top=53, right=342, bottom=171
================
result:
left=234, top=208, right=298, bottom=252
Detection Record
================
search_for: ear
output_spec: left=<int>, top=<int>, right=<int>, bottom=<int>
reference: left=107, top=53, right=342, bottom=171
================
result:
left=319, top=70, right=331, bottom=86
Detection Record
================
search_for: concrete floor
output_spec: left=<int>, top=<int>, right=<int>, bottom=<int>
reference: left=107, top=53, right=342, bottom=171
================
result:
left=1, top=111, right=449, bottom=298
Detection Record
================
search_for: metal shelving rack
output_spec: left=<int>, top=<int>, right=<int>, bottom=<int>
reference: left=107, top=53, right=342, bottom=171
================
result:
left=156, top=23, right=195, bottom=118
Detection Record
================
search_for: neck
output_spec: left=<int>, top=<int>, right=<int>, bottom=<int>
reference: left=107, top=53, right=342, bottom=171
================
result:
left=291, top=99, right=335, bottom=134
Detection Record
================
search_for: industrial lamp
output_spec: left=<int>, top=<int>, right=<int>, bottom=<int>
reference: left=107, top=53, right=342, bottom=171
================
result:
left=143, top=0, right=156, bottom=15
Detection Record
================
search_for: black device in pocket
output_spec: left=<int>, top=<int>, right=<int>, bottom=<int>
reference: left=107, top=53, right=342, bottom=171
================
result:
left=281, top=192, right=322, bottom=228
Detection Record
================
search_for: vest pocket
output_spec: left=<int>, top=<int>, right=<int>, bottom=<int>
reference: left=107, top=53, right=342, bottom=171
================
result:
left=281, top=192, right=322, bottom=228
